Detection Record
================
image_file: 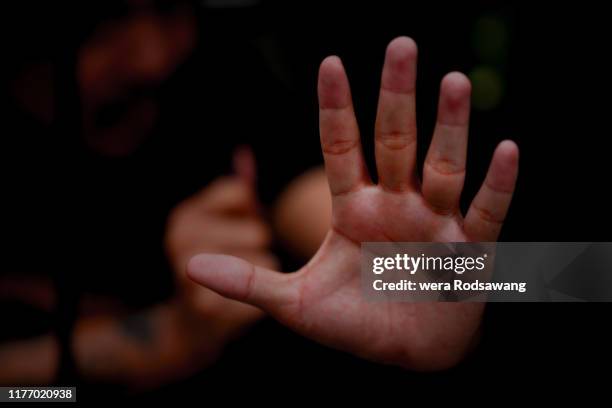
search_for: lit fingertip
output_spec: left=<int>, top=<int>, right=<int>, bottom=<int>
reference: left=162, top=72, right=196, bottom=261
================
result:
left=381, top=37, right=418, bottom=93
left=386, top=36, right=418, bottom=61
left=319, top=55, right=345, bottom=81
left=318, top=55, right=351, bottom=109
left=495, top=140, right=519, bottom=165
left=441, top=72, right=472, bottom=102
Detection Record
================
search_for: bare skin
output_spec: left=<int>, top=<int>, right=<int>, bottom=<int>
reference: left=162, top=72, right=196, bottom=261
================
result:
left=187, top=37, right=519, bottom=371
left=0, top=176, right=278, bottom=389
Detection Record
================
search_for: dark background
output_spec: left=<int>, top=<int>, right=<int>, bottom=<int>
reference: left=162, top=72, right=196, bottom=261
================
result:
left=2, top=0, right=611, bottom=402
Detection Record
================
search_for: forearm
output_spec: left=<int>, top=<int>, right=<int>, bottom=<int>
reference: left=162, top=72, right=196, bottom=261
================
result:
left=0, top=335, right=58, bottom=385
left=73, top=300, right=218, bottom=390
left=0, top=300, right=218, bottom=389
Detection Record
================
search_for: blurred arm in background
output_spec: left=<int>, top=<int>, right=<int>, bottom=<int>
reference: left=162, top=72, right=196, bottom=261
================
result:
left=0, top=175, right=278, bottom=389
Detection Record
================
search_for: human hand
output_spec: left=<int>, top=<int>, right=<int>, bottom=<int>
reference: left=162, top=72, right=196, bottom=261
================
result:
left=187, top=37, right=519, bottom=370
left=165, top=170, right=278, bottom=340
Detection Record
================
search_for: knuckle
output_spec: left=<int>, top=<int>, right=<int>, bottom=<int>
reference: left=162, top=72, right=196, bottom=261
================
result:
left=376, top=130, right=416, bottom=150
left=424, top=158, right=466, bottom=177
left=322, top=138, right=359, bottom=155
left=472, top=204, right=504, bottom=225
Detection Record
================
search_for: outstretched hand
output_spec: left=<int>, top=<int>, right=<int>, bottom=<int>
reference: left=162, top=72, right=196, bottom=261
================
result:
left=188, top=37, right=519, bottom=370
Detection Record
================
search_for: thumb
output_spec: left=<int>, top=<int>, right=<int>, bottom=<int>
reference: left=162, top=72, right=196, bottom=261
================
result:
left=187, top=254, right=296, bottom=312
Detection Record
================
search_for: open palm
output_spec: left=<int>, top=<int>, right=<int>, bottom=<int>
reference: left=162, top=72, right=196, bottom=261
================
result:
left=188, top=37, right=519, bottom=370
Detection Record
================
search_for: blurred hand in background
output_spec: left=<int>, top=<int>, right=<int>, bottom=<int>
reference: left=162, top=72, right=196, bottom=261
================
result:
left=165, top=149, right=278, bottom=341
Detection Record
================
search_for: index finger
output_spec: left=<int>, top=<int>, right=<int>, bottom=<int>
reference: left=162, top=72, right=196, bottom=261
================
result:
left=318, top=56, right=371, bottom=196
